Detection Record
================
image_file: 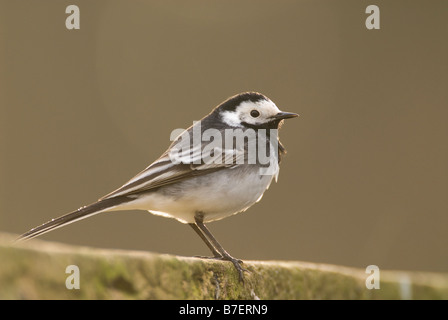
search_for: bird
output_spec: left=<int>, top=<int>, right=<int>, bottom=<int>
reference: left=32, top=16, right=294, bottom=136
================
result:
left=17, top=92, right=298, bottom=281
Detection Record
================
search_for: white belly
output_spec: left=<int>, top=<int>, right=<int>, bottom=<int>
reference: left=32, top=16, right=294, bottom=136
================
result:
left=119, top=165, right=276, bottom=223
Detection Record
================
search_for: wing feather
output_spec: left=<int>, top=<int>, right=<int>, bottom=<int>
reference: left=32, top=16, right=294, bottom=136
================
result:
left=100, top=140, right=244, bottom=200
left=100, top=124, right=280, bottom=200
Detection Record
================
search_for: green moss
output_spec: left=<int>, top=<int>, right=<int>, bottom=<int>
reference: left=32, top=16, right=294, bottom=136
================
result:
left=0, top=232, right=447, bottom=300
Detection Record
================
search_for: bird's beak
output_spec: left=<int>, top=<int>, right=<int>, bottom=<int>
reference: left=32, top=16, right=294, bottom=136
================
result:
left=272, top=111, right=299, bottom=120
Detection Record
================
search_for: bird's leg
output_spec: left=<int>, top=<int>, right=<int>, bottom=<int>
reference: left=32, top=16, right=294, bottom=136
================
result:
left=189, top=223, right=222, bottom=258
left=193, top=215, right=248, bottom=282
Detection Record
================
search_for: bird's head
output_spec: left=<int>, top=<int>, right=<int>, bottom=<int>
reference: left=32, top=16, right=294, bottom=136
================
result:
left=216, top=92, right=298, bottom=130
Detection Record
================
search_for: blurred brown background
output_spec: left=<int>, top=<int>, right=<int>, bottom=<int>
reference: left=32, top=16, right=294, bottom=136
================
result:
left=1, top=1, right=447, bottom=272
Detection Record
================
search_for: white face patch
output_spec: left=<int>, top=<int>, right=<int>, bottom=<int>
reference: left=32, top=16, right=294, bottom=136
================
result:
left=221, top=99, right=281, bottom=127
left=221, top=109, right=243, bottom=127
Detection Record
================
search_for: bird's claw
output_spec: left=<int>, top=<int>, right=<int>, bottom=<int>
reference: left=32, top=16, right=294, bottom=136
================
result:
left=194, top=254, right=249, bottom=282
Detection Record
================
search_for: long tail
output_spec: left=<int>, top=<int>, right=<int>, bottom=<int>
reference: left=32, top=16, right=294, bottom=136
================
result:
left=16, top=197, right=132, bottom=242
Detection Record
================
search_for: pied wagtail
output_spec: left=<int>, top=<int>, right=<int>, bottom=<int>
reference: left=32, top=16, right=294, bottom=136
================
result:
left=17, top=92, right=298, bottom=281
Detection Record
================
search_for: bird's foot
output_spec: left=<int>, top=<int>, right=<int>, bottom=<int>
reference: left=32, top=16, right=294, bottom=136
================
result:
left=194, top=254, right=249, bottom=282
left=225, top=255, right=249, bottom=282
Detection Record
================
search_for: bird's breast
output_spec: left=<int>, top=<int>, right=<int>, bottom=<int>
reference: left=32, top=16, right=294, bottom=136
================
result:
left=126, top=165, right=277, bottom=223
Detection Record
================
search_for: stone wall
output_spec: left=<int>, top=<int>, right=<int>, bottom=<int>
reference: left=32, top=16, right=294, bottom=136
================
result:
left=1, top=232, right=447, bottom=299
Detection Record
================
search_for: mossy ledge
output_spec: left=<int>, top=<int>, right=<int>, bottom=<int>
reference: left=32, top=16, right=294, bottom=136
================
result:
left=1, top=232, right=447, bottom=299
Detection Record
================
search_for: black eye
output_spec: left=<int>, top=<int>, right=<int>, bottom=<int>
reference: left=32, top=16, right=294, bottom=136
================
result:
left=250, top=110, right=260, bottom=118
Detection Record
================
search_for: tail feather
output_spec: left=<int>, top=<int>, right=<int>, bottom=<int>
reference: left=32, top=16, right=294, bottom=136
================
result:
left=16, top=197, right=131, bottom=242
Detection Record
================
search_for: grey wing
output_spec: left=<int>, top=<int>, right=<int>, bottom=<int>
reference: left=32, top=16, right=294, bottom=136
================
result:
left=99, top=137, right=246, bottom=200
